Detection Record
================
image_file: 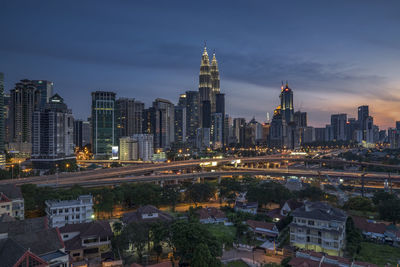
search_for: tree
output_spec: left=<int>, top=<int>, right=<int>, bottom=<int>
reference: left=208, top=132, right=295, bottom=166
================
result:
left=186, top=183, right=216, bottom=207
left=345, top=217, right=362, bottom=258
left=162, top=184, right=181, bottom=211
left=119, top=222, right=150, bottom=263
left=170, top=220, right=221, bottom=265
left=343, top=196, right=374, bottom=212
left=191, top=243, right=217, bottom=267
left=112, top=222, right=123, bottom=234
left=372, top=191, right=397, bottom=205
left=297, top=186, right=324, bottom=201
left=378, top=198, right=400, bottom=224
left=219, top=178, right=241, bottom=205
left=247, top=181, right=292, bottom=206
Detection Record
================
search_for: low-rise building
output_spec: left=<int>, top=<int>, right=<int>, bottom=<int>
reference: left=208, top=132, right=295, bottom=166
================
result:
left=60, top=220, right=113, bottom=263
left=234, top=201, right=258, bottom=214
left=289, top=250, right=378, bottom=267
left=352, top=216, right=386, bottom=242
left=122, top=205, right=173, bottom=225
left=246, top=220, right=279, bottom=240
left=45, top=195, right=94, bottom=228
left=0, top=184, right=24, bottom=219
left=197, top=207, right=227, bottom=224
left=0, top=216, right=69, bottom=266
left=289, top=202, right=347, bottom=256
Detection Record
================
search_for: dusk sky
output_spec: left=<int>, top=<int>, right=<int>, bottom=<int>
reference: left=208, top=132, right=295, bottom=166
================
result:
left=1, top=1, right=399, bottom=129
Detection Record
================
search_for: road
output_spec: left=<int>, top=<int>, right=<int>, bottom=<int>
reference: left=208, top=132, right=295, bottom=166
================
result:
left=2, top=155, right=400, bottom=188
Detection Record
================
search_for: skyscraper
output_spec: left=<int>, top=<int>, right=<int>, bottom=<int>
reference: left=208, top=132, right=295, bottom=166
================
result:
left=215, top=93, right=225, bottom=146
left=91, top=91, right=117, bottom=158
left=357, top=105, right=369, bottom=141
left=116, top=98, right=144, bottom=138
left=153, top=98, right=174, bottom=149
left=174, top=105, right=186, bottom=143
left=210, top=52, right=220, bottom=113
left=202, top=100, right=211, bottom=129
left=280, top=82, right=294, bottom=123
left=9, top=79, right=41, bottom=154
left=294, top=111, right=307, bottom=127
left=31, top=80, right=54, bottom=108
left=0, top=73, right=4, bottom=153
left=331, top=114, right=347, bottom=141
left=199, top=45, right=212, bottom=128
left=174, top=94, right=187, bottom=143
left=32, top=94, right=74, bottom=169
left=185, top=91, right=199, bottom=143
left=74, top=120, right=91, bottom=148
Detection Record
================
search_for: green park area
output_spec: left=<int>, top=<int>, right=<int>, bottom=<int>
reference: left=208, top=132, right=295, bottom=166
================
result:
left=356, top=242, right=400, bottom=266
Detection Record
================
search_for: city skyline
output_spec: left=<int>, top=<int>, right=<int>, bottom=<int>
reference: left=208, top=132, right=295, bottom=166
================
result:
left=1, top=1, right=400, bottom=128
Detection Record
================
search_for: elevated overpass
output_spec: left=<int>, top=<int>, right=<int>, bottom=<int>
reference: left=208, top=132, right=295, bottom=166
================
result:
left=2, top=155, right=399, bottom=188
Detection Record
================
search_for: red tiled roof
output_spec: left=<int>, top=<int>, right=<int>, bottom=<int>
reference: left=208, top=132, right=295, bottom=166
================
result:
left=353, top=261, right=379, bottom=267
left=130, top=262, right=172, bottom=267
left=246, top=220, right=276, bottom=231
left=0, top=193, right=11, bottom=203
left=352, top=216, right=386, bottom=234
left=196, top=207, right=226, bottom=220
left=288, top=257, right=336, bottom=267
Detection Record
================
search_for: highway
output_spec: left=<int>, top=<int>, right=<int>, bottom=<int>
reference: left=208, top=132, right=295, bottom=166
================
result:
left=2, top=155, right=400, bottom=188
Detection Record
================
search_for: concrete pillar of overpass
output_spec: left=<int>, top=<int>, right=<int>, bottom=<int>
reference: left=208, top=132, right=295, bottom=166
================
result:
left=201, top=177, right=205, bottom=183
left=160, top=180, right=164, bottom=187
left=319, top=162, right=322, bottom=168
left=174, top=179, right=178, bottom=184
left=305, top=162, right=309, bottom=168
left=218, top=176, right=221, bottom=184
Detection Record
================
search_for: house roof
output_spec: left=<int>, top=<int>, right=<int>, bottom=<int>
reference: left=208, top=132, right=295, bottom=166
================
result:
left=247, top=220, right=276, bottom=231
left=12, top=227, right=64, bottom=256
left=352, top=216, right=386, bottom=235
left=0, top=216, right=48, bottom=236
left=60, top=221, right=112, bottom=251
left=235, top=201, right=258, bottom=209
left=196, top=207, right=226, bottom=220
left=285, top=199, right=303, bottom=210
left=122, top=205, right=173, bottom=225
left=0, top=193, right=11, bottom=203
left=289, top=257, right=336, bottom=267
left=292, top=202, right=347, bottom=222
left=0, top=237, right=27, bottom=267
left=60, top=220, right=112, bottom=238
left=130, top=262, right=173, bottom=267
left=0, top=184, right=23, bottom=199
left=0, top=213, right=16, bottom=223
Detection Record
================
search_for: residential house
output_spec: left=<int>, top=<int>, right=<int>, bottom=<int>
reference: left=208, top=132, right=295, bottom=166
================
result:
left=280, top=199, right=303, bottom=217
left=352, top=216, right=386, bottom=242
left=197, top=207, right=227, bottom=224
left=289, top=202, right=347, bottom=256
left=234, top=201, right=258, bottom=214
left=289, top=250, right=378, bottom=267
left=246, top=220, right=279, bottom=240
left=45, top=195, right=94, bottom=228
left=0, top=184, right=24, bottom=219
left=59, top=220, right=113, bottom=263
left=122, top=205, right=173, bottom=225
left=0, top=216, right=69, bottom=266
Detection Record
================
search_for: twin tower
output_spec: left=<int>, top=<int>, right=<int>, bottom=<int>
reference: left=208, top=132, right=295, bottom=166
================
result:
left=199, top=45, right=220, bottom=128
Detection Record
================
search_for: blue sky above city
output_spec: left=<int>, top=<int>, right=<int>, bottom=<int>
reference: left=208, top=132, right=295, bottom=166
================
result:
left=1, top=0, right=399, bottom=128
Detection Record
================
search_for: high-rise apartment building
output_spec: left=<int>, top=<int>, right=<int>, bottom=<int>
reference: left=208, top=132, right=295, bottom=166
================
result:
left=153, top=98, right=174, bottom=149
left=74, top=120, right=91, bottom=148
left=32, top=94, right=74, bottom=169
left=91, top=91, right=117, bottom=158
left=331, top=114, right=347, bottom=141
left=9, top=79, right=41, bottom=154
left=31, top=80, right=54, bottom=108
left=174, top=105, right=186, bottom=143
left=185, top=91, right=199, bottom=143
left=0, top=73, right=4, bottom=156
left=116, top=98, right=144, bottom=138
